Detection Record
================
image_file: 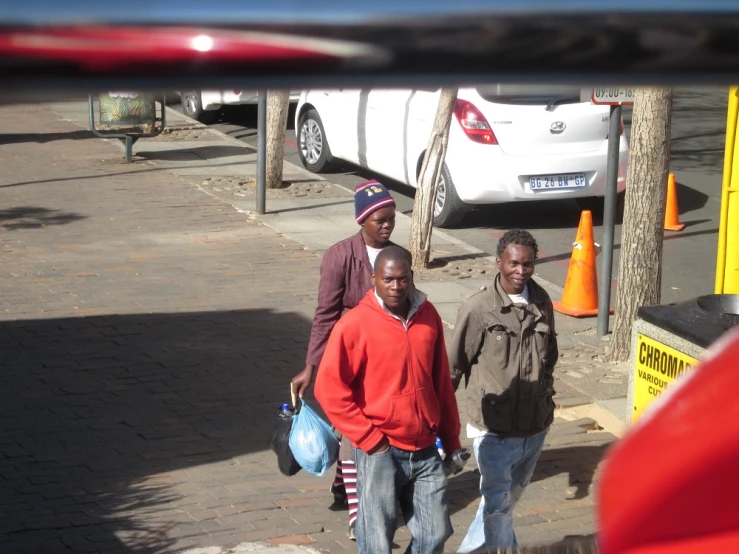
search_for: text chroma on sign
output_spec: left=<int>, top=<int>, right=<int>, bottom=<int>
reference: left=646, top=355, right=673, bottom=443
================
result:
left=633, top=334, right=698, bottom=421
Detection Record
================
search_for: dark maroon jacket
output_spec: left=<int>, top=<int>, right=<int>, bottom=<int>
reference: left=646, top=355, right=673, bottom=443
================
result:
left=306, top=231, right=375, bottom=366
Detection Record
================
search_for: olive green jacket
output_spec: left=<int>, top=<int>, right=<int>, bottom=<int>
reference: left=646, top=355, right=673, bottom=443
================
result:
left=449, top=275, right=558, bottom=437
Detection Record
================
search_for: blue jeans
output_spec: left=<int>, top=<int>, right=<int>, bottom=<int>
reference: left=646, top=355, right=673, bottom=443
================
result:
left=457, top=430, right=548, bottom=553
left=355, top=444, right=452, bottom=554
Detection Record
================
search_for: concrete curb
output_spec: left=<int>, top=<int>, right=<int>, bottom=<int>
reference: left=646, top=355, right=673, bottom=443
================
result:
left=181, top=542, right=323, bottom=554
left=167, top=105, right=566, bottom=297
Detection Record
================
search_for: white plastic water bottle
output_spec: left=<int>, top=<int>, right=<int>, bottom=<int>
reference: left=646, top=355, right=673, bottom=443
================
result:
left=435, top=436, right=444, bottom=458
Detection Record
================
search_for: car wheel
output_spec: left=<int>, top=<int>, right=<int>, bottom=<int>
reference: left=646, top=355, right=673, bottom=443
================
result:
left=297, top=109, right=336, bottom=173
left=432, top=164, right=466, bottom=228
left=180, top=91, right=218, bottom=124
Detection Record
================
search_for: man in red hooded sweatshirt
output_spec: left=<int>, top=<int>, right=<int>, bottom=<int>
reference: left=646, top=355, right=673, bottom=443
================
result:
left=315, top=245, right=462, bottom=554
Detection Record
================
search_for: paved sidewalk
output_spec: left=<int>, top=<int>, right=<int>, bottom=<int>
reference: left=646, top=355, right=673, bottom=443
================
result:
left=170, top=103, right=630, bottom=421
left=1, top=101, right=618, bottom=553
left=87, top=99, right=631, bottom=419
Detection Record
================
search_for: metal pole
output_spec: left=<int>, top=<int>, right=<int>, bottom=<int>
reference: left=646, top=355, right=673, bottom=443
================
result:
left=160, top=92, right=167, bottom=132
left=88, top=94, right=96, bottom=130
left=124, top=135, right=133, bottom=164
left=598, top=104, right=622, bottom=337
left=256, top=90, right=267, bottom=215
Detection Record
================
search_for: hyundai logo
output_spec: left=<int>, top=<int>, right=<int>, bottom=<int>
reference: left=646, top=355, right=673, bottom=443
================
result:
left=550, top=121, right=566, bottom=133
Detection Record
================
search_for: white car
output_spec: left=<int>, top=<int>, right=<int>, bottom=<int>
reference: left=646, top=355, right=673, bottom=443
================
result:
left=295, top=86, right=629, bottom=227
left=180, top=90, right=301, bottom=123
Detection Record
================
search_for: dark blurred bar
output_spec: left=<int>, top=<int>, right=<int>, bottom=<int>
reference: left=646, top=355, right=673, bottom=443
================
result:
left=1, top=1, right=739, bottom=94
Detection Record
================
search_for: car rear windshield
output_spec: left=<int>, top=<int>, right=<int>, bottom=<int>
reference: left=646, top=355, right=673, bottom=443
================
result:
left=476, top=85, right=582, bottom=106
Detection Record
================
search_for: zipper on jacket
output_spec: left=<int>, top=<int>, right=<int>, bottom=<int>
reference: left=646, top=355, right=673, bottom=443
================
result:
left=403, top=323, right=425, bottom=450
left=516, top=314, right=525, bottom=434
left=385, top=305, right=424, bottom=449
left=382, top=301, right=426, bottom=450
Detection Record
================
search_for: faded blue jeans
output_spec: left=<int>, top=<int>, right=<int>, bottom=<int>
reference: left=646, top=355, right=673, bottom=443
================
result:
left=457, top=429, right=548, bottom=553
left=355, top=444, right=452, bottom=554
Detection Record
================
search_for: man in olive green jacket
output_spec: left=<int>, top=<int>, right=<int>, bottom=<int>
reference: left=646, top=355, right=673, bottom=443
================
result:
left=450, top=229, right=557, bottom=553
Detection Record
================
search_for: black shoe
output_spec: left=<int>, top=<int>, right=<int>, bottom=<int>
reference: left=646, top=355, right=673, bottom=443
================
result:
left=329, top=497, right=348, bottom=511
left=330, top=483, right=347, bottom=503
left=329, top=483, right=348, bottom=511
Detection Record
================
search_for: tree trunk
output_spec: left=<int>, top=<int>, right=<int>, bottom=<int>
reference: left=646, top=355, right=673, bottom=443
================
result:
left=409, top=89, right=458, bottom=270
left=606, top=88, right=673, bottom=362
left=266, top=90, right=291, bottom=189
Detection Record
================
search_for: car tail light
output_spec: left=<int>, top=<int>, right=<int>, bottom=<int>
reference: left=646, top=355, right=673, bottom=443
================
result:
left=453, top=99, right=498, bottom=145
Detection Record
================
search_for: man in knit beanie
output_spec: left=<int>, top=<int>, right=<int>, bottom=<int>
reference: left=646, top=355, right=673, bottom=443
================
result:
left=354, top=180, right=396, bottom=224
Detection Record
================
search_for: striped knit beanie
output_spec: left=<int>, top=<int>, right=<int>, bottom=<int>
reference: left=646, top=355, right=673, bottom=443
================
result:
left=354, top=180, right=395, bottom=223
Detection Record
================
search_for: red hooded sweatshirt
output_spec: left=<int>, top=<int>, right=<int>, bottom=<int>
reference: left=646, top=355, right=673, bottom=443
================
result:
left=315, top=289, right=462, bottom=454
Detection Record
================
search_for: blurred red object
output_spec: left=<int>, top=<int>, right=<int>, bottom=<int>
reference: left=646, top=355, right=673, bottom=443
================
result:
left=598, top=328, right=739, bottom=554
left=0, top=26, right=374, bottom=70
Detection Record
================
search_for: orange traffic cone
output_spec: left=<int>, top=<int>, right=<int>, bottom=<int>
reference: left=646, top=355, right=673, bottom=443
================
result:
left=553, top=210, right=613, bottom=317
left=664, top=173, right=685, bottom=231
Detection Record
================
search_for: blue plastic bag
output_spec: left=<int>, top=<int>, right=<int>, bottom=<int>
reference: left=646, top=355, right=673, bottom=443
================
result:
left=288, top=401, right=339, bottom=476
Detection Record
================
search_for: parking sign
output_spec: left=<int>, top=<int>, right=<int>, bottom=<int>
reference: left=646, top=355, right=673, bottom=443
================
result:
left=587, top=88, right=637, bottom=105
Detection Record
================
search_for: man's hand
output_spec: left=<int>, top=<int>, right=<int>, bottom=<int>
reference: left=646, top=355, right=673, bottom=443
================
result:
left=291, top=364, right=316, bottom=398
left=367, top=436, right=390, bottom=455
left=443, top=448, right=471, bottom=476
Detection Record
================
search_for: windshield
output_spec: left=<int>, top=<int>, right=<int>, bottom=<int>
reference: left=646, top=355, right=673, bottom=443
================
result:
left=476, top=85, right=582, bottom=105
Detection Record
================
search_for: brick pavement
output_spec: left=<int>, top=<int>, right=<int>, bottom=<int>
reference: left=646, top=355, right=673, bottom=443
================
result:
left=1, top=104, right=614, bottom=553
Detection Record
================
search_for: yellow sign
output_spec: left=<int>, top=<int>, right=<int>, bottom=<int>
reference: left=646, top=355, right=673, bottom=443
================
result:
left=633, top=334, right=698, bottom=421
left=716, top=86, right=739, bottom=294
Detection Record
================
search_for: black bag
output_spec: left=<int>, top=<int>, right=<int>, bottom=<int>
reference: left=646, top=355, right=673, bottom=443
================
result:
left=268, top=407, right=302, bottom=477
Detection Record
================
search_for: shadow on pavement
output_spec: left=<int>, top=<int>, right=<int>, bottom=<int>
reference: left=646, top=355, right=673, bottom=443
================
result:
left=0, top=130, right=96, bottom=144
left=0, top=308, right=313, bottom=553
left=505, top=534, right=598, bottom=553
left=537, top=224, right=718, bottom=265
left=672, top=218, right=712, bottom=230
left=445, top=442, right=610, bottom=520
left=533, top=444, right=610, bottom=500
left=137, top=145, right=252, bottom=162
left=535, top=251, right=576, bottom=266
left=0, top=206, right=86, bottom=230
left=663, top=226, right=718, bottom=241
left=271, top=199, right=354, bottom=214
left=457, top=201, right=599, bottom=232
left=225, top=128, right=257, bottom=141
left=215, top=104, right=298, bottom=132
left=427, top=252, right=491, bottom=267
left=675, top=180, right=710, bottom=214
left=0, top=163, right=240, bottom=189
left=458, top=534, right=597, bottom=553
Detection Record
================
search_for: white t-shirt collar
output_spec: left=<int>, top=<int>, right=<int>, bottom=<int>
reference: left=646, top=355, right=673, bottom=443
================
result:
left=507, top=284, right=530, bottom=305
left=373, top=287, right=427, bottom=329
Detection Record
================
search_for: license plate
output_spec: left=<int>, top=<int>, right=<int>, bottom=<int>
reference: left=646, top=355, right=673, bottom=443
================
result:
left=529, top=173, right=587, bottom=190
